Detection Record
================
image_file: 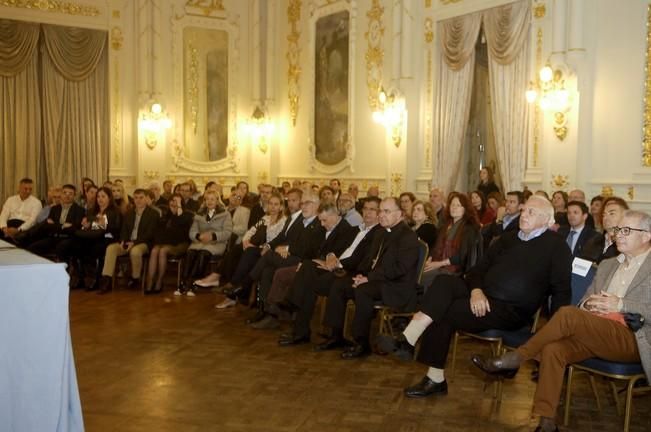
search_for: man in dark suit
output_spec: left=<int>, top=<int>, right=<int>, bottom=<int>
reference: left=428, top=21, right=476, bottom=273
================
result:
left=322, top=197, right=421, bottom=359
left=559, top=201, right=603, bottom=262
left=27, top=184, right=85, bottom=259
left=179, top=182, right=199, bottom=213
left=481, top=190, right=523, bottom=250
left=277, top=199, right=382, bottom=345
left=247, top=183, right=273, bottom=228
left=246, top=191, right=324, bottom=327
left=97, top=189, right=160, bottom=293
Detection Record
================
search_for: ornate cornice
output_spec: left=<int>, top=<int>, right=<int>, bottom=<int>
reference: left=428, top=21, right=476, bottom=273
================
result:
left=0, top=0, right=100, bottom=16
left=287, top=0, right=302, bottom=126
left=365, top=0, right=384, bottom=110
left=643, top=4, right=651, bottom=166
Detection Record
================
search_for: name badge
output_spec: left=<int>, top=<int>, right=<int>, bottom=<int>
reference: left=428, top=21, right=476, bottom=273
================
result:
left=572, top=257, right=592, bottom=277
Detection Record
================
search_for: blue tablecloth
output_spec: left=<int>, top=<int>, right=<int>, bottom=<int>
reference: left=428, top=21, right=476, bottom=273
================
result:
left=0, top=240, right=84, bottom=432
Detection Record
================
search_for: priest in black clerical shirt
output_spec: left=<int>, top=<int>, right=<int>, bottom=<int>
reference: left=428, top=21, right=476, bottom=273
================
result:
left=377, top=195, right=572, bottom=399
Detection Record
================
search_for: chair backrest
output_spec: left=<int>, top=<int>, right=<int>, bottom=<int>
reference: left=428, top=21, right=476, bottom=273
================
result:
left=464, top=228, right=484, bottom=273
left=571, top=265, right=597, bottom=306
left=416, top=239, right=429, bottom=285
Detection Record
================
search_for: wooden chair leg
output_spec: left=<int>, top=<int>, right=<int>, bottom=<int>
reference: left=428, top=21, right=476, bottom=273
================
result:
left=563, top=365, right=575, bottom=426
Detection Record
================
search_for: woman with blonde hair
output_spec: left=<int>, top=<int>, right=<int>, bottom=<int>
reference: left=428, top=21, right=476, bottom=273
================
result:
left=176, top=190, right=233, bottom=296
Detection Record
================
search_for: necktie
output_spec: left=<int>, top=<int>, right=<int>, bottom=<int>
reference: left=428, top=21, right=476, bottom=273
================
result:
left=566, top=230, right=576, bottom=252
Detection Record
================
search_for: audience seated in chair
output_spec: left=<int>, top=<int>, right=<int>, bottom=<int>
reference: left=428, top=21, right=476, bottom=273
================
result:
left=176, top=190, right=233, bottom=296
left=72, top=186, right=122, bottom=291
left=263, top=202, right=356, bottom=335
left=243, top=191, right=324, bottom=328
left=27, top=184, right=85, bottom=260
left=178, top=182, right=200, bottom=214
left=411, top=200, right=438, bottom=250
left=35, top=186, right=62, bottom=225
left=338, top=192, right=363, bottom=228
left=215, top=191, right=290, bottom=308
left=481, top=190, right=523, bottom=251
left=0, top=178, right=42, bottom=243
left=145, top=194, right=194, bottom=294
left=471, top=190, right=496, bottom=226
left=429, top=187, right=447, bottom=230
left=558, top=200, right=603, bottom=263
left=420, top=192, right=481, bottom=290
left=96, top=188, right=159, bottom=294
left=278, top=196, right=382, bottom=348
left=472, top=210, right=651, bottom=432
left=599, top=196, right=630, bottom=262
left=377, top=196, right=572, bottom=401
left=322, top=196, right=421, bottom=359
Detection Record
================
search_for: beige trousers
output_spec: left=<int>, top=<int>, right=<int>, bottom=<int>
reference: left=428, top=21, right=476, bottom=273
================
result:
left=102, top=242, right=150, bottom=278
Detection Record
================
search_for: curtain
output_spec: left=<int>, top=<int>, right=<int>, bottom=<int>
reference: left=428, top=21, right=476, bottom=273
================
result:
left=0, top=20, right=108, bottom=202
left=0, top=19, right=43, bottom=202
left=432, top=12, right=482, bottom=194
left=41, top=24, right=109, bottom=189
left=484, top=0, right=531, bottom=192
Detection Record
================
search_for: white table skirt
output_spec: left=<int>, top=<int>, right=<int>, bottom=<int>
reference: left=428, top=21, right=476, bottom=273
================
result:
left=0, top=240, right=84, bottom=432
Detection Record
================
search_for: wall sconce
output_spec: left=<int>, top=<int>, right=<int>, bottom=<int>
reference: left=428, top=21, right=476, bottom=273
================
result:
left=525, top=62, right=571, bottom=140
left=140, top=102, right=172, bottom=150
left=243, top=105, right=274, bottom=154
left=372, top=86, right=406, bottom=148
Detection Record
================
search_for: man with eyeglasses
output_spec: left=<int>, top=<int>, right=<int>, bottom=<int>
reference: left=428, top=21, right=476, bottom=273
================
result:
left=245, top=191, right=324, bottom=328
left=323, top=196, right=421, bottom=359
left=278, top=196, right=382, bottom=347
left=473, top=209, right=651, bottom=432
left=599, top=196, right=630, bottom=262
left=378, top=196, right=571, bottom=399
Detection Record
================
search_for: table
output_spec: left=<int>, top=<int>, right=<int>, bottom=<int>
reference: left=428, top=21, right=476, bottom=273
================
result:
left=0, top=240, right=84, bottom=431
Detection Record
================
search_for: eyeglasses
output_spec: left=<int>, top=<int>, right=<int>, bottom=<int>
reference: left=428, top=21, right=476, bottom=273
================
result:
left=612, top=226, right=649, bottom=236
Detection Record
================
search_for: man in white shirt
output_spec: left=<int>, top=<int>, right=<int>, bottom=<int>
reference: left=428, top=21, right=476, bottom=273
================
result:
left=0, top=178, right=42, bottom=241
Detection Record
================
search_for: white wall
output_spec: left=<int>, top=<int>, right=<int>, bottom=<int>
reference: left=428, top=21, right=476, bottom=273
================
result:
left=1, top=0, right=650, bottom=209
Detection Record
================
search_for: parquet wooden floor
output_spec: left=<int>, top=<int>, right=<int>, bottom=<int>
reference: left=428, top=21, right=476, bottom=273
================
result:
left=70, top=287, right=651, bottom=432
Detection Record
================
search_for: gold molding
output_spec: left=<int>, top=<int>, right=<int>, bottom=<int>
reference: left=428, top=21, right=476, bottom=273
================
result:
left=440, top=0, right=462, bottom=5
left=144, top=170, right=159, bottom=180
left=601, top=185, right=614, bottom=197
left=110, top=26, right=123, bottom=51
left=112, top=58, right=122, bottom=166
left=287, top=0, right=302, bottom=127
left=187, top=39, right=199, bottom=136
left=390, top=173, right=403, bottom=196
left=533, top=3, right=546, bottom=19
left=424, top=49, right=432, bottom=168
left=365, top=0, right=384, bottom=110
left=627, top=186, right=635, bottom=201
left=424, top=17, right=433, bottom=44
left=533, top=27, right=543, bottom=167
left=185, top=0, right=224, bottom=16
left=0, top=0, right=100, bottom=16
left=643, top=4, right=651, bottom=166
left=550, top=174, right=569, bottom=189
left=425, top=0, right=432, bottom=7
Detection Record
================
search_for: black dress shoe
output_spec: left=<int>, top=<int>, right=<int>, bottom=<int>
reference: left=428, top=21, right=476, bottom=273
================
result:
left=245, top=310, right=266, bottom=325
left=314, top=338, right=349, bottom=352
left=278, top=333, right=310, bottom=346
left=127, top=278, right=140, bottom=290
left=404, top=377, right=448, bottom=398
left=470, top=354, right=519, bottom=379
left=376, top=333, right=415, bottom=361
left=97, top=276, right=111, bottom=294
left=533, top=427, right=559, bottom=432
left=340, top=343, right=371, bottom=359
